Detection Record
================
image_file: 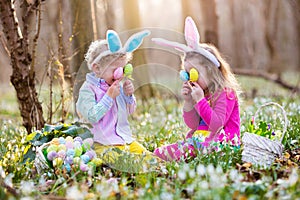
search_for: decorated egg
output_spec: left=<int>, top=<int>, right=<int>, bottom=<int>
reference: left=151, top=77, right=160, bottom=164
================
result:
left=80, top=162, right=89, bottom=172
left=65, top=156, right=74, bottom=165
left=66, top=148, right=75, bottom=157
left=65, top=136, right=73, bottom=142
left=189, top=68, right=199, bottom=82
left=47, top=151, right=58, bottom=161
left=180, top=70, right=189, bottom=82
left=80, top=154, right=90, bottom=164
left=58, top=144, right=67, bottom=152
left=113, top=67, right=123, bottom=80
left=65, top=141, right=74, bottom=149
left=124, top=63, right=133, bottom=79
left=47, top=145, right=58, bottom=153
left=73, top=137, right=83, bottom=145
left=58, top=137, right=66, bottom=144
left=73, top=157, right=81, bottom=165
left=57, top=150, right=66, bottom=159
left=91, top=158, right=102, bottom=166
left=50, top=138, right=60, bottom=146
left=85, top=150, right=96, bottom=160
left=74, top=146, right=83, bottom=157
left=64, top=163, right=71, bottom=172
left=53, top=157, right=63, bottom=167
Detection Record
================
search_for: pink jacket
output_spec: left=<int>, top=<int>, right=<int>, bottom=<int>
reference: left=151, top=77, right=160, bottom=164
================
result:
left=183, top=90, right=240, bottom=145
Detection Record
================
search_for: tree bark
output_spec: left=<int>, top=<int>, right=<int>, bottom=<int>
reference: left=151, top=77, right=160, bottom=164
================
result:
left=0, top=0, right=45, bottom=133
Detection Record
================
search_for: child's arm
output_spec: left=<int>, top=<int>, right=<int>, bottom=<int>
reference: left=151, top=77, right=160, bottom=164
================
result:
left=183, top=108, right=200, bottom=129
left=76, top=87, right=113, bottom=124
left=194, top=91, right=237, bottom=140
left=122, top=80, right=136, bottom=114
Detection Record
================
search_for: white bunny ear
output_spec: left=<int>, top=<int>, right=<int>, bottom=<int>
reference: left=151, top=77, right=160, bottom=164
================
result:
left=123, top=30, right=151, bottom=53
left=184, top=16, right=200, bottom=49
left=152, top=38, right=192, bottom=52
left=107, top=30, right=122, bottom=52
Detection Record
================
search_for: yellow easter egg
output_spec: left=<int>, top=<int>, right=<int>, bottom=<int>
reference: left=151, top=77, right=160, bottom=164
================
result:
left=189, top=68, right=199, bottom=82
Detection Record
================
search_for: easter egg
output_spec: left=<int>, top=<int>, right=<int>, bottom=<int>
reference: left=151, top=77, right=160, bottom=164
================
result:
left=73, top=157, right=81, bottom=165
left=74, top=147, right=83, bottom=157
left=58, top=137, right=66, bottom=144
left=189, top=68, right=199, bottom=82
left=80, top=162, right=89, bottom=172
left=124, top=64, right=133, bottom=78
left=65, top=156, right=73, bottom=165
left=113, top=67, right=123, bottom=80
left=180, top=70, right=189, bottom=82
left=57, top=150, right=66, bottom=159
left=74, top=141, right=81, bottom=148
left=66, top=149, right=75, bottom=157
left=47, top=145, right=58, bottom=153
left=53, top=157, right=63, bottom=168
left=58, top=144, right=67, bottom=152
left=50, top=138, right=60, bottom=146
left=65, top=141, right=74, bottom=149
left=73, top=137, right=83, bottom=145
left=64, top=164, right=71, bottom=172
left=80, top=154, right=90, bottom=164
left=85, top=150, right=96, bottom=160
left=65, top=136, right=73, bottom=142
left=47, top=151, right=58, bottom=161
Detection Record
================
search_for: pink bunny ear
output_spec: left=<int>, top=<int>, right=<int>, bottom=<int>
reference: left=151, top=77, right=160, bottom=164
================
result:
left=184, top=16, right=200, bottom=50
left=152, top=38, right=192, bottom=52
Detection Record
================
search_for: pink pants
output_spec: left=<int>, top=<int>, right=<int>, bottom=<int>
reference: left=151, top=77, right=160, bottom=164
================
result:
left=153, top=130, right=198, bottom=161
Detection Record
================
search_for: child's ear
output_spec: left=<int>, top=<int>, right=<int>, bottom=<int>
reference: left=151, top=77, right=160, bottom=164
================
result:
left=184, top=16, right=200, bottom=50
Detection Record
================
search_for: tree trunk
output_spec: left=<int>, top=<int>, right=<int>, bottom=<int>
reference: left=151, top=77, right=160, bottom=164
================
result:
left=123, top=0, right=155, bottom=99
left=199, top=0, right=218, bottom=46
left=0, top=0, right=45, bottom=133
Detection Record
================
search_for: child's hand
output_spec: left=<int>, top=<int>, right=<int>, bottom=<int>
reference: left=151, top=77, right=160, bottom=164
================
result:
left=190, top=82, right=204, bottom=103
left=123, top=80, right=134, bottom=96
left=181, top=82, right=193, bottom=102
left=107, top=80, right=120, bottom=99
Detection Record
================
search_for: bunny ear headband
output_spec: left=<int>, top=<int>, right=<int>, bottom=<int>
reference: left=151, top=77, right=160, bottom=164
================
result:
left=92, top=29, right=151, bottom=65
left=152, top=17, right=220, bottom=67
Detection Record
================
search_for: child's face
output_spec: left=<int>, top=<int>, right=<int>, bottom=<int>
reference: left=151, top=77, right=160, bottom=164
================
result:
left=94, top=56, right=127, bottom=85
left=184, top=57, right=209, bottom=90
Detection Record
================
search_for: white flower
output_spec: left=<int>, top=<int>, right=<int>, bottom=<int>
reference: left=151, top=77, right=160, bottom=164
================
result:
left=207, top=164, right=215, bottom=175
left=20, top=180, right=35, bottom=196
left=189, top=170, right=195, bottom=178
left=196, top=164, right=206, bottom=176
left=287, top=168, right=298, bottom=187
left=66, top=185, right=85, bottom=200
left=199, top=180, right=209, bottom=189
left=160, top=192, right=173, bottom=200
left=229, top=169, right=238, bottom=181
left=178, top=169, right=186, bottom=180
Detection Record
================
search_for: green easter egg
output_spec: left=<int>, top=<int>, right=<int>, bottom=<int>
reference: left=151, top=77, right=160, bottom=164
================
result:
left=124, top=64, right=133, bottom=76
left=47, top=145, right=58, bottom=153
left=74, top=146, right=83, bottom=157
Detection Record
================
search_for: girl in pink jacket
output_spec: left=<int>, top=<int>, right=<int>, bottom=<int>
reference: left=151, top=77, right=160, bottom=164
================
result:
left=152, top=17, right=242, bottom=161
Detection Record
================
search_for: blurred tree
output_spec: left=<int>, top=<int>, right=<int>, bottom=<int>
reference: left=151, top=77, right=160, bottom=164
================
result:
left=69, top=0, right=93, bottom=74
left=123, top=0, right=154, bottom=99
left=181, top=0, right=218, bottom=46
left=0, top=0, right=45, bottom=133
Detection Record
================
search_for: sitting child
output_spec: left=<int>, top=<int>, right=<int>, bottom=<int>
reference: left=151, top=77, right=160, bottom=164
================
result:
left=76, top=29, right=152, bottom=169
left=152, top=16, right=242, bottom=161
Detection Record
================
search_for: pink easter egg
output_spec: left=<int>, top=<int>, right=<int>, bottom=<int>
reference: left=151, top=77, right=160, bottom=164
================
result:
left=113, top=67, right=123, bottom=80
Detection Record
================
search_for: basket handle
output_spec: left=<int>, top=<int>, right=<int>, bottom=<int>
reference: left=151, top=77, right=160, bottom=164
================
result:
left=253, top=102, right=288, bottom=143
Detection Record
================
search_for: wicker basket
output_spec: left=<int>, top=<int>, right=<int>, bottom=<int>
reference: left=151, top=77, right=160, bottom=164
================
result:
left=242, top=102, right=288, bottom=167
left=34, top=142, right=51, bottom=173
